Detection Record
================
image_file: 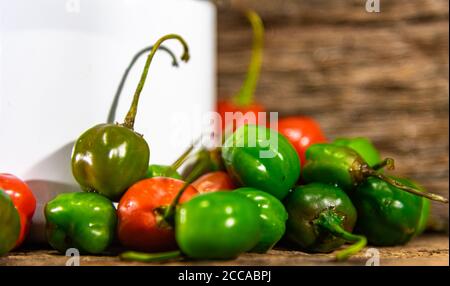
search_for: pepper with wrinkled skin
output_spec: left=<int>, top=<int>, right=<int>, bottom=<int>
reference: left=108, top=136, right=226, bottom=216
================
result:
left=353, top=176, right=430, bottom=246
left=176, top=192, right=262, bottom=259
left=333, top=137, right=381, bottom=168
left=0, top=173, right=36, bottom=248
left=0, top=189, right=21, bottom=256
left=284, top=183, right=366, bottom=260
left=222, top=124, right=301, bottom=200
left=302, top=143, right=448, bottom=203
left=45, top=192, right=117, bottom=254
left=71, top=34, right=190, bottom=201
left=235, top=187, right=288, bottom=253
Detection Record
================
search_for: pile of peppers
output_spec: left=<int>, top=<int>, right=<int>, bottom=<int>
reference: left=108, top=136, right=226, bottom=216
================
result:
left=0, top=10, right=448, bottom=264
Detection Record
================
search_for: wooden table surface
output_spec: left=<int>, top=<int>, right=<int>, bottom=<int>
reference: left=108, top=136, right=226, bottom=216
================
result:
left=1, top=234, right=447, bottom=266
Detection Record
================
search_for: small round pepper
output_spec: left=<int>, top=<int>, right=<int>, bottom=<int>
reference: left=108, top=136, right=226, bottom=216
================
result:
left=117, top=177, right=198, bottom=252
left=277, top=116, right=327, bottom=167
left=71, top=34, right=190, bottom=201
left=45, top=192, right=117, bottom=254
left=353, top=176, right=431, bottom=246
left=0, top=189, right=21, bottom=256
left=302, top=143, right=448, bottom=203
left=176, top=192, right=262, bottom=260
left=284, top=183, right=367, bottom=260
left=222, top=124, right=301, bottom=200
left=0, top=173, right=36, bottom=248
left=333, top=137, right=381, bottom=168
left=235, top=187, right=288, bottom=253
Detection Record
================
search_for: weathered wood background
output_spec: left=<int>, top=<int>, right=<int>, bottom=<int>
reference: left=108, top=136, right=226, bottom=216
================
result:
left=217, top=0, right=449, bottom=228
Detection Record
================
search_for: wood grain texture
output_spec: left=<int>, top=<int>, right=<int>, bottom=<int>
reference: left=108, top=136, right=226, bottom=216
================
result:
left=1, top=235, right=447, bottom=266
left=217, top=0, right=449, bottom=226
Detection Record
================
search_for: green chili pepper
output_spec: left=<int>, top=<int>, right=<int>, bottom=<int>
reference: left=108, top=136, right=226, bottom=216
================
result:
left=45, top=192, right=117, bottom=254
left=353, top=176, right=431, bottom=246
left=235, top=187, right=288, bottom=253
left=302, top=143, right=448, bottom=203
left=333, top=137, right=381, bottom=168
left=284, top=183, right=367, bottom=260
left=175, top=192, right=262, bottom=259
left=71, top=34, right=190, bottom=201
left=222, top=124, right=301, bottom=200
left=0, top=189, right=21, bottom=255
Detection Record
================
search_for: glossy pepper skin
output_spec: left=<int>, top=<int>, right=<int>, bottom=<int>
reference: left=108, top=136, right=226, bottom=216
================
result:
left=192, top=171, right=235, bottom=193
left=222, top=124, right=301, bottom=200
left=302, top=143, right=448, bottom=203
left=235, top=187, right=288, bottom=253
left=0, top=173, right=36, bottom=247
left=72, top=124, right=150, bottom=201
left=284, top=183, right=366, bottom=260
left=176, top=192, right=261, bottom=259
left=45, top=192, right=117, bottom=254
left=353, top=176, right=430, bottom=246
left=333, top=137, right=381, bottom=168
left=71, top=34, right=190, bottom=201
left=302, top=144, right=364, bottom=191
left=117, top=177, right=198, bottom=252
left=0, top=189, right=21, bottom=256
left=277, top=117, right=327, bottom=167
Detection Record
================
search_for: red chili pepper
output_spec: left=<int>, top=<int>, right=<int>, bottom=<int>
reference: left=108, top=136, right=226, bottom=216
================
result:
left=0, top=173, right=36, bottom=247
left=117, top=177, right=198, bottom=252
left=277, top=117, right=327, bottom=167
left=192, top=171, right=236, bottom=194
left=218, top=10, right=265, bottom=132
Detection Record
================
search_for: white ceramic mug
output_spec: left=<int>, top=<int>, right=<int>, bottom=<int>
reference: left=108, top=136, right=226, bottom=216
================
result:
left=0, top=0, right=216, bottom=243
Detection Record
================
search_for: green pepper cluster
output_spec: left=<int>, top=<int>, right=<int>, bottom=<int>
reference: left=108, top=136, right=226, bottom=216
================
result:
left=37, top=30, right=446, bottom=263
left=121, top=124, right=446, bottom=263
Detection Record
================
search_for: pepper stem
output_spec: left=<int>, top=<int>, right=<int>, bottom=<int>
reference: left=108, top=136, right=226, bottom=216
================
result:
left=372, top=158, right=395, bottom=171
left=123, top=34, right=190, bottom=129
left=360, top=158, right=449, bottom=203
left=232, top=10, right=264, bottom=107
left=315, top=211, right=367, bottom=261
left=107, top=45, right=178, bottom=124
left=167, top=136, right=204, bottom=175
left=120, top=250, right=182, bottom=263
left=369, top=171, right=449, bottom=203
left=162, top=159, right=210, bottom=225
